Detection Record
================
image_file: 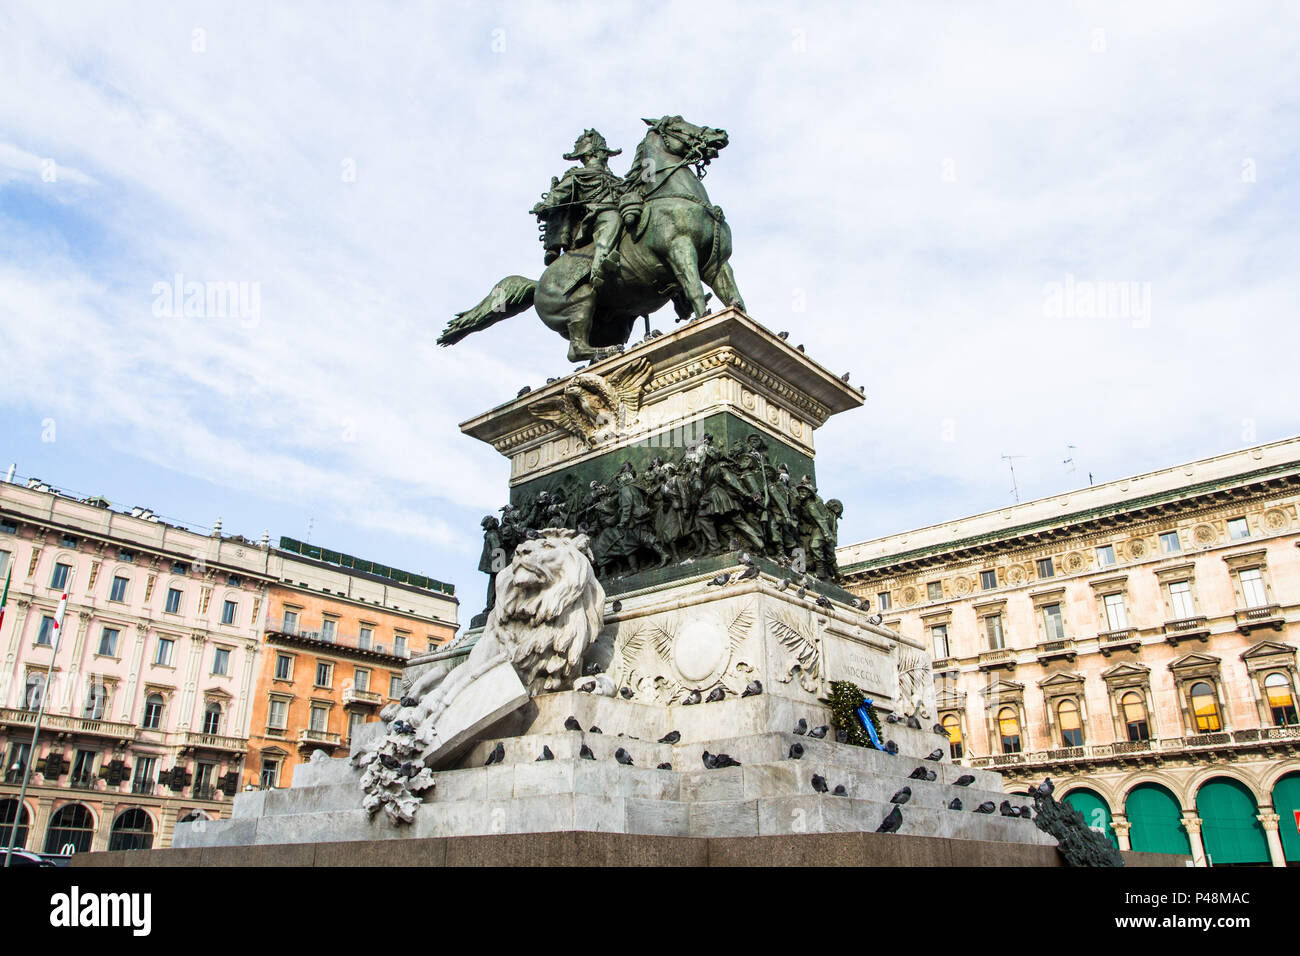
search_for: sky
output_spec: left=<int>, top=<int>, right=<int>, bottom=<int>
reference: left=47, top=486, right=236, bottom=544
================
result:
left=1, top=1, right=1298, bottom=623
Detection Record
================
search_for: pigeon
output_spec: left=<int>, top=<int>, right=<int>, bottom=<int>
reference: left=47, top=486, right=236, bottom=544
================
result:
left=400, top=696, right=420, bottom=709
left=707, top=573, right=731, bottom=587
left=777, top=577, right=792, bottom=591
left=737, top=551, right=754, bottom=566
left=656, top=762, right=673, bottom=771
left=924, top=769, right=937, bottom=781
left=788, top=743, right=804, bottom=759
left=579, top=744, right=596, bottom=760
left=583, top=662, right=601, bottom=675
left=1000, top=801, right=1018, bottom=817
left=516, top=385, right=531, bottom=397
left=797, top=344, right=805, bottom=352
left=876, top=805, right=903, bottom=834
left=705, top=687, right=726, bottom=703
left=379, top=754, right=401, bottom=770
left=737, top=564, right=759, bottom=581
left=620, top=686, right=634, bottom=699
left=858, top=385, right=865, bottom=394
left=714, top=753, right=741, bottom=768
left=849, top=596, right=864, bottom=609
left=890, top=786, right=912, bottom=805
left=808, top=725, right=829, bottom=739
left=778, top=331, right=789, bottom=340
left=614, top=748, right=634, bottom=766
left=742, top=680, right=763, bottom=697
left=906, top=715, right=922, bottom=730
left=400, top=761, right=418, bottom=778
left=909, top=766, right=929, bottom=780
left=484, top=742, right=504, bottom=766
left=840, top=372, right=850, bottom=383
left=793, top=718, right=808, bottom=736
left=1019, top=807, right=1033, bottom=819
left=924, top=749, right=944, bottom=761
left=948, top=798, right=963, bottom=811
left=811, top=774, right=829, bottom=793
left=932, top=724, right=947, bottom=736
left=885, top=713, right=900, bottom=724
left=1032, top=776, right=1055, bottom=796
left=884, top=740, right=899, bottom=755
left=835, top=728, right=849, bottom=743
left=815, top=595, right=833, bottom=609
left=589, top=725, right=602, bottom=734
left=832, top=784, right=847, bottom=796
left=610, top=599, right=622, bottom=614
left=536, top=746, right=554, bottom=761
left=546, top=376, right=558, bottom=384
left=954, top=774, right=975, bottom=787
left=975, top=801, right=996, bottom=814
left=682, top=689, right=702, bottom=706
left=564, top=716, right=582, bottom=731
left=658, top=730, right=681, bottom=744
left=525, top=529, right=541, bottom=540
left=728, top=537, right=741, bottom=551
left=392, top=720, right=415, bottom=736
left=702, top=751, right=718, bottom=769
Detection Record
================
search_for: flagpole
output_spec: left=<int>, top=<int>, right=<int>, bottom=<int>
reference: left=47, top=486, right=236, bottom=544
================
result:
left=4, top=567, right=73, bottom=867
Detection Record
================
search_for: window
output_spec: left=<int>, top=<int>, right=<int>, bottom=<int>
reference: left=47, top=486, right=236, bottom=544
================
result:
left=394, top=634, right=407, bottom=658
left=315, top=662, right=333, bottom=687
left=0, top=550, right=10, bottom=578
left=97, top=627, right=120, bottom=657
left=1042, top=603, right=1065, bottom=641
left=358, top=626, right=373, bottom=650
left=1102, top=593, right=1128, bottom=631
left=6, top=742, right=31, bottom=782
left=1058, top=699, right=1084, bottom=747
left=274, top=654, right=293, bottom=680
left=50, top=562, right=71, bottom=589
left=979, top=570, right=997, bottom=591
left=164, top=588, right=182, bottom=613
left=1159, top=531, right=1181, bottom=554
left=0, top=519, right=16, bottom=535
left=171, top=561, right=188, bottom=574
left=36, top=615, right=55, bottom=647
left=1228, top=516, right=1250, bottom=540
left=926, top=581, right=943, bottom=602
left=84, top=682, right=107, bottom=720
left=354, top=668, right=370, bottom=692
left=202, top=701, right=222, bottom=735
left=1036, top=558, right=1054, bottom=579
left=1096, top=545, right=1116, bottom=568
left=43, top=803, right=94, bottom=854
left=998, top=707, right=1022, bottom=754
left=877, top=591, right=892, bottom=611
left=60, top=534, right=78, bottom=548
left=193, top=761, right=215, bottom=796
left=142, top=693, right=164, bottom=730
left=1122, top=692, right=1150, bottom=741
left=226, top=574, right=240, bottom=587
left=221, top=600, right=237, bottom=625
left=132, top=756, right=157, bottom=794
left=389, top=675, right=402, bottom=699
left=282, top=609, right=299, bottom=634
left=259, top=758, right=280, bottom=789
left=212, top=647, right=230, bottom=676
left=70, top=749, right=96, bottom=788
left=321, top=618, right=337, bottom=642
left=155, top=637, right=174, bottom=667
left=109, top=575, right=128, bottom=602
left=108, top=808, right=154, bottom=851
left=118, top=549, right=134, bottom=563
left=309, top=705, right=328, bottom=732
left=983, top=613, right=1004, bottom=650
left=942, top=714, right=963, bottom=759
left=1190, top=681, right=1221, bottom=732
left=268, top=698, right=288, bottom=730
left=23, top=674, right=44, bottom=711
left=347, top=711, right=365, bottom=742
left=930, top=624, right=950, bottom=659
left=1264, top=673, right=1298, bottom=726
left=1239, top=568, right=1268, bottom=608
left=1169, top=580, right=1196, bottom=619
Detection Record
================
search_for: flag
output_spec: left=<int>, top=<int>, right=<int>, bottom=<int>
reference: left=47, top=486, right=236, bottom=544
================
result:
left=0, top=562, right=11, bottom=635
left=51, top=581, right=70, bottom=651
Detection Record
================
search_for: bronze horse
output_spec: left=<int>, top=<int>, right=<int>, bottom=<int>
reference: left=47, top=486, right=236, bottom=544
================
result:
left=438, top=115, right=745, bottom=363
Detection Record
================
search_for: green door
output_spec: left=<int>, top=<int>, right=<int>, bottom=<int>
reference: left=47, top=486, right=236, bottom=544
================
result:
left=1196, top=777, right=1269, bottom=865
left=1270, top=773, right=1300, bottom=864
left=1125, top=784, right=1191, bottom=856
left=1064, top=788, right=1118, bottom=848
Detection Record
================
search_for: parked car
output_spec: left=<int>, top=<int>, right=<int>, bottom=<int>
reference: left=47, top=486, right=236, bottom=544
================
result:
left=1, top=849, right=55, bottom=867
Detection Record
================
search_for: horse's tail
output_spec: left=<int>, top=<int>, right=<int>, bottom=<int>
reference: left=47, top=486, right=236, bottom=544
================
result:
left=438, top=275, right=537, bottom=346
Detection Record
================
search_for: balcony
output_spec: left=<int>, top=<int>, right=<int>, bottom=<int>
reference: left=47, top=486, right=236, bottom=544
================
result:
left=1098, top=628, right=1142, bottom=655
left=342, top=687, right=383, bottom=709
left=967, top=726, right=1300, bottom=770
left=1163, top=616, right=1210, bottom=646
left=180, top=731, right=247, bottom=754
left=977, top=648, right=1016, bottom=672
left=131, top=780, right=157, bottom=795
left=1035, top=639, right=1078, bottom=664
left=0, top=707, right=137, bottom=743
left=297, top=727, right=342, bottom=750
left=192, top=785, right=218, bottom=800
left=1234, top=604, right=1284, bottom=634
left=266, top=617, right=412, bottom=662
left=68, top=773, right=97, bottom=791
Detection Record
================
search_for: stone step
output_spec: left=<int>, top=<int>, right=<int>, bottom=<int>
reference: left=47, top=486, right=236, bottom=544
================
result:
left=459, top=731, right=674, bottom=769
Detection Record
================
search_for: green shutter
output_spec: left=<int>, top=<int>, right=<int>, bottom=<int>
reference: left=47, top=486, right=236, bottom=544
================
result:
left=1196, top=778, right=1270, bottom=865
left=1271, top=773, right=1300, bottom=863
left=1125, top=784, right=1192, bottom=856
left=1064, top=789, right=1118, bottom=848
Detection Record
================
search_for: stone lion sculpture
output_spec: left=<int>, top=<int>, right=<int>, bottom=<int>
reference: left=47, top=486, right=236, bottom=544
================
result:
left=356, top=527, right=605, bottom=822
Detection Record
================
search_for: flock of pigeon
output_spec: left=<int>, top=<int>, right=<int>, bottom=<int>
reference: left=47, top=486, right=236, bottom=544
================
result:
left=705, top=549, right=884, bottom=623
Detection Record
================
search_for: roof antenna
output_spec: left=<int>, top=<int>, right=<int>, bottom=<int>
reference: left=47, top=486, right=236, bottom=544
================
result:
left=1001, top=454, right=1026, bottom=504
left=1063, top=444, right=1077, bottom=474
left=305, top=516, right=315, bottom=544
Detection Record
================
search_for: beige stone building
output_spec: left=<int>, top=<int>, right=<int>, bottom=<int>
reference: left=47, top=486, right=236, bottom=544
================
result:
left=839, top=437, right=1300, bottom=866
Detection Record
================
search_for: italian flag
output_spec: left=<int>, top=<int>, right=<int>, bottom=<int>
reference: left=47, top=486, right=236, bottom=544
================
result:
left=0, top=563, right=10, bottom=636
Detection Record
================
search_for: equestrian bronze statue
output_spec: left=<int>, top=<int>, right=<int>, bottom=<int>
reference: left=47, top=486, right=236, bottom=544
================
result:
left=437, top=115, right=746, bottom=363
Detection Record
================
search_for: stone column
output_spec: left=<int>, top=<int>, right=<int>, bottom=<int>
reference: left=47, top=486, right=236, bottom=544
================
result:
left=3, top=599, right=31, bottom=707
left=1110, top=814, right=1132, bottom=852
left=1182, top=814, right=1207, bottom=867
left=1256, top=810, right=1286, bottom=868
left=27, top=794, right=54, bottom=853
left=92, top=798, right=117, bottom=853
left=59, top=610, right=93, bottom=714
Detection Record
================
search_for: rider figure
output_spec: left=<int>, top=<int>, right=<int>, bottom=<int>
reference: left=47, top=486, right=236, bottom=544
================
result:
left=531, top=129, right=625, bottom=288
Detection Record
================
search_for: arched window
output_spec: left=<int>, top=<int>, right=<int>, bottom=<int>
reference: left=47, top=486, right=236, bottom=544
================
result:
left=107, top=809, right=154, bottom=851
left=44, top=803, right=95, bottom=855
left=1264, top=673, right=1298, bottom=726
left=202, top=701, right=222, bottom=736
left=998, top=707, right=1022, bottom=754
left=1190, top=681, right=1221, bottom=733
left=142, top=694, right=164, bottom=730
left=84, top=682, right=108, bottom=721
left=1058, top=699, right=1084, bottom=747
left=23, top=674, right=45, bottom=711
left=1122, top=692, right=1150, bottom=741
left=0, top=799, right=31, bottom=851
left=942, top=714, right=963, bottom=759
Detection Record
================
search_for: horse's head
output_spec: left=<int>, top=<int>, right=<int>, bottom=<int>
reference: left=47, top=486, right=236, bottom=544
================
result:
left=642, top=115, right=729, bottom=163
